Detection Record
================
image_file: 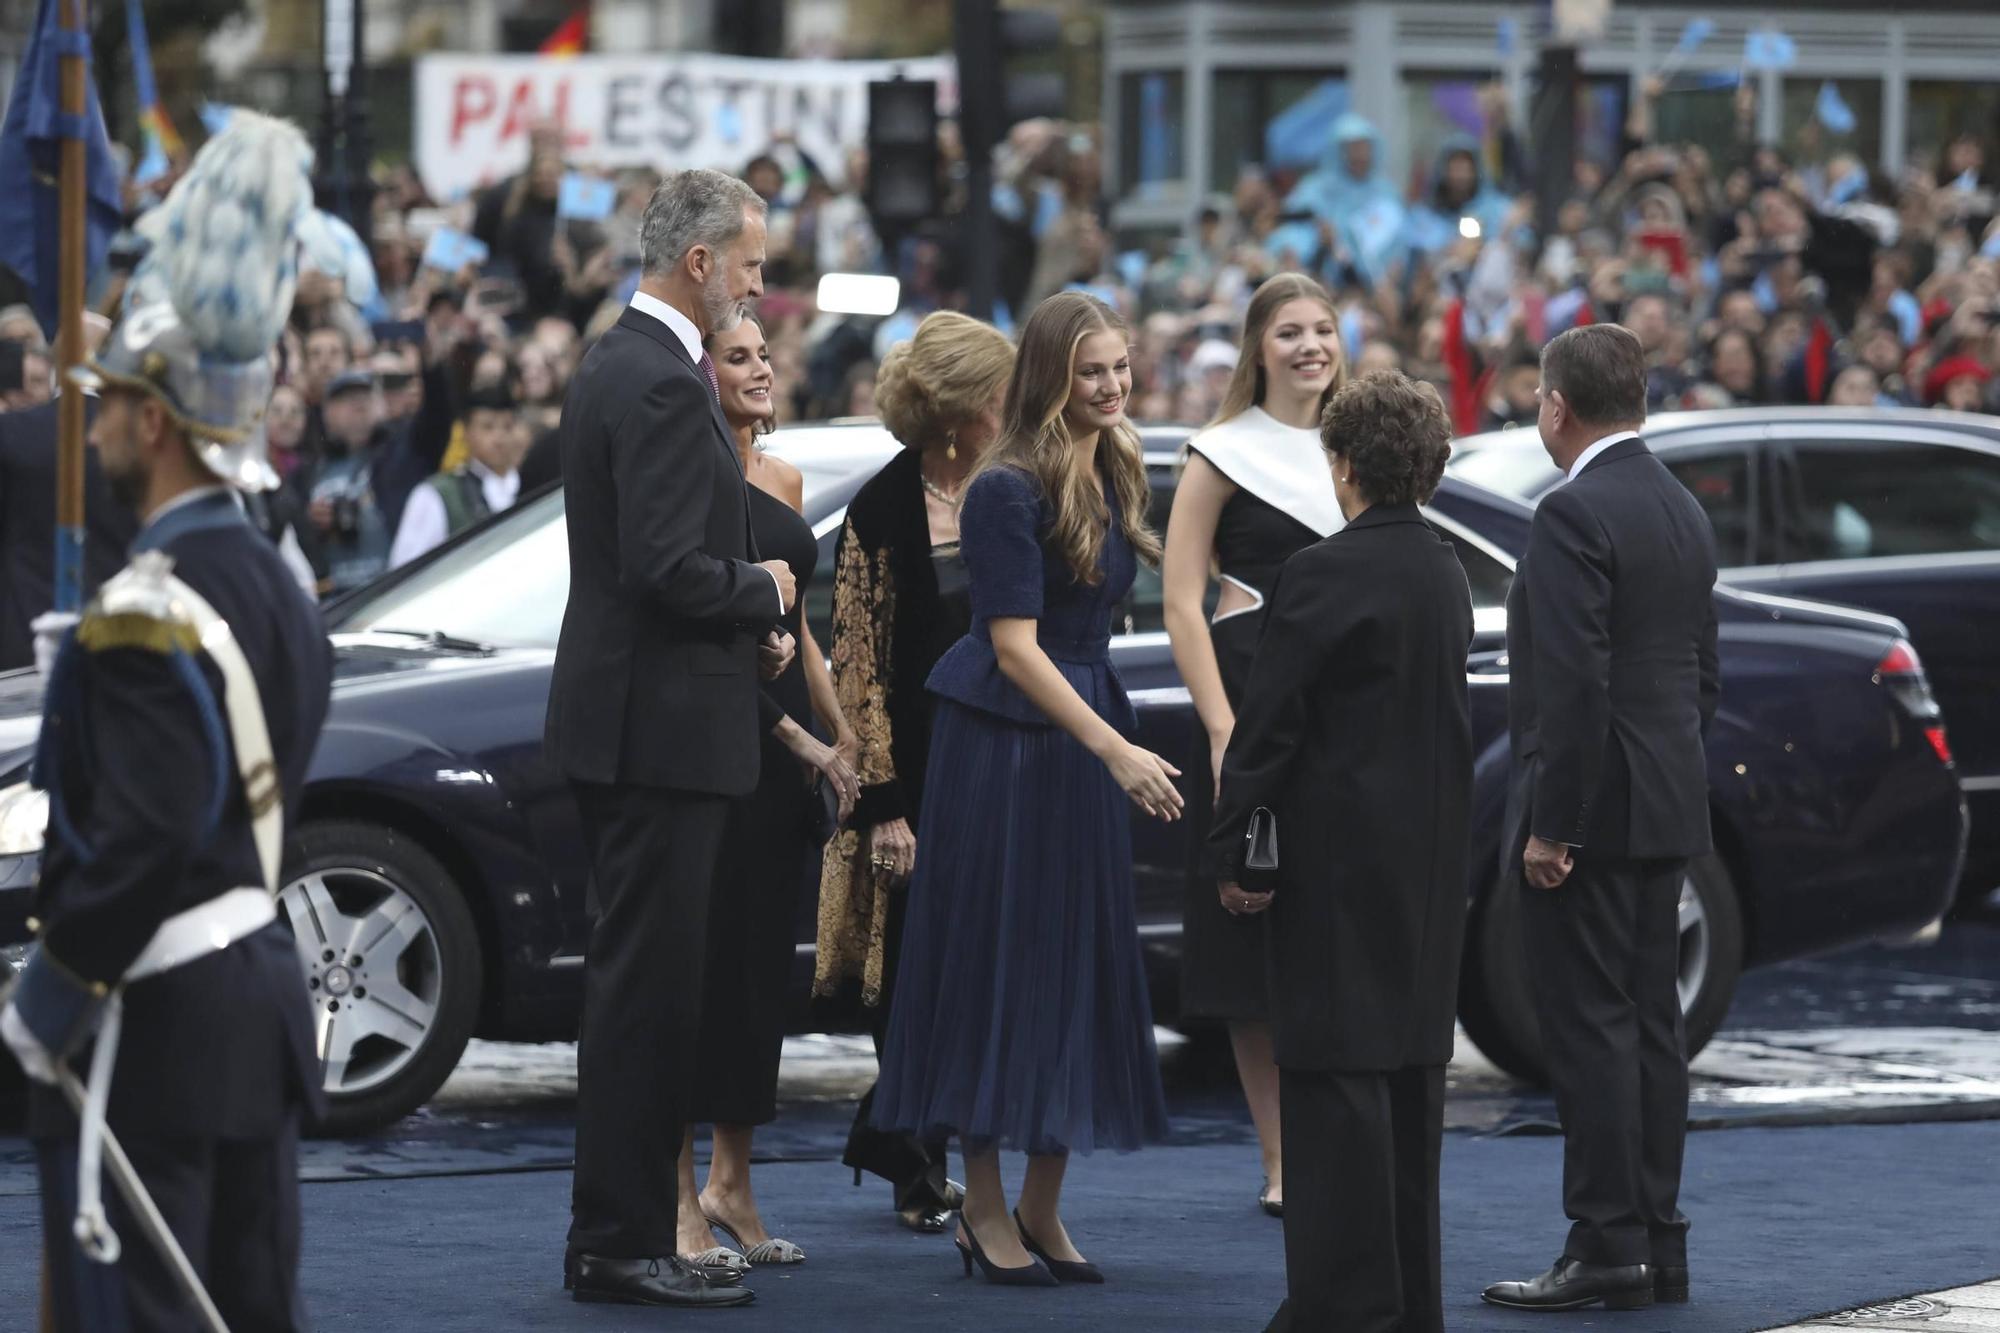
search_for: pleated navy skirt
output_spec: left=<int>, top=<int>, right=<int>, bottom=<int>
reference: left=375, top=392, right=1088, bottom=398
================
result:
left=868, top=697, right=1171, bottom=1156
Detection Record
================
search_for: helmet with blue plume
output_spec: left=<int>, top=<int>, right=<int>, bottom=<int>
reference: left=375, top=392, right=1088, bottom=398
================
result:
left=70, top=110, right=315, bottom=492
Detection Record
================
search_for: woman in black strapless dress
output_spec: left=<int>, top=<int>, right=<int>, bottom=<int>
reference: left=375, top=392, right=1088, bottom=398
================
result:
left=671, top=315, right=859, bottom=1275
left=1162, top=273, right=1348, bottom=1217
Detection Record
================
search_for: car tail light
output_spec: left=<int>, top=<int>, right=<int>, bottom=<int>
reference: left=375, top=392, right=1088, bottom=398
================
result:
left=1925, top=726, right=1955, bottom=766
left=1875, top=640, right=1922, bottom=678
left=1875, top=639, right=1952, bottom=766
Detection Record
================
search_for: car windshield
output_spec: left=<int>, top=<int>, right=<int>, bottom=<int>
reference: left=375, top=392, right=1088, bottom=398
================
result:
left=325, top=433, right=893, bottom=652
left=329, top=488, right=571, bottom=649
left=1449, top=444, right=1563, bottom=499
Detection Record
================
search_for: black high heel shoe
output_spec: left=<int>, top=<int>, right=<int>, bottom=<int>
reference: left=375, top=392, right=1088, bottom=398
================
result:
left=1013, top=1209, right=1104, bottom=1284
left=955, top=1219, right=1058, bottom=1287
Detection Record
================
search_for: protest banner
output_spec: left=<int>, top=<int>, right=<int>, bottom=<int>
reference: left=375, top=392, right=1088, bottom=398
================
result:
left=414, top=52, right=954, bottom=202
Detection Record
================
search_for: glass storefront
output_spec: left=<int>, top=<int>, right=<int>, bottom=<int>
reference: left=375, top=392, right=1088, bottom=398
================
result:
left=1213, top=70, right=1348, bottom=188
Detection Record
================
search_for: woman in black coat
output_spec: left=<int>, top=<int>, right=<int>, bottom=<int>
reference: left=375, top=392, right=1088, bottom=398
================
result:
left=1206, top=370, right=1474, bottom=1333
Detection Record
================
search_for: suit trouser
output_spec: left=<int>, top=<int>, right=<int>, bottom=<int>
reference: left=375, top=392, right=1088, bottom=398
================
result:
left=568, top=781, right=731, bottom=1259
left=1271, top=1064, right=1445, bottom=1333
left=37, top=1115, right=306, bottom=1332
left=1522, top=854, right=1690, bottom=1268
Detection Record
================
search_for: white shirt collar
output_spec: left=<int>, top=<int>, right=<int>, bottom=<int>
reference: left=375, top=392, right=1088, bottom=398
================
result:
left=1566, top=430, right=1641, bottom=482
left=466, top=457, right=521, bottom=506
left=628, top=290, right=705, bottom=365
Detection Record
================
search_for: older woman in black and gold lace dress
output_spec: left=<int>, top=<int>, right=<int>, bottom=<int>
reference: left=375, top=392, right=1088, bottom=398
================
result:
left=815, top=310, right=1015, bottom=1231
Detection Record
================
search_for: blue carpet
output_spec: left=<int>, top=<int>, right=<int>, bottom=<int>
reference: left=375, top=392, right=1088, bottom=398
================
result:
left=4, top=1120, right=1992, bottom=1330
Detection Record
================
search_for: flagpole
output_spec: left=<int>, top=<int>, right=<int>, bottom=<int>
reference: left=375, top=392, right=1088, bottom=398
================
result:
left=54, top=0, right=88, bottom=615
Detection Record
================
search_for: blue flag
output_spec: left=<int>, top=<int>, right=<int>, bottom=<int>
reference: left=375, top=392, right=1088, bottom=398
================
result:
left=1743, top=29, right=1798, bottom=72
left=1815, top=81, right=1857, bottom=135
left=1674, top=18, right=1717, bottom=57
left=0, top=0, right=126, bottom=342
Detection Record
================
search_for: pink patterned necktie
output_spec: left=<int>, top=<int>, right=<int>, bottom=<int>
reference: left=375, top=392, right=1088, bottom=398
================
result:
left=698, top=350, right=720, bottom=404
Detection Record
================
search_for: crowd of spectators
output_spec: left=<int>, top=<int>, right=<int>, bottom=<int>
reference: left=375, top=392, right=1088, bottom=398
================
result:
left=4, top=74, right=2000, bottom=600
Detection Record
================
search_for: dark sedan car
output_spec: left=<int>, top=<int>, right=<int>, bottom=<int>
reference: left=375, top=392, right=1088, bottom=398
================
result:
left=1451, top=407, right=2000, bottom=906
left=0, top=425, right=1965, bottom=1125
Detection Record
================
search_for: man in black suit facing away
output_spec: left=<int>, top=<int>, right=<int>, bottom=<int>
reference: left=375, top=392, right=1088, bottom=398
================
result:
left=547, top=168, right=836, bottom=1309
left=1484, top=325, right=1719, bottom=1313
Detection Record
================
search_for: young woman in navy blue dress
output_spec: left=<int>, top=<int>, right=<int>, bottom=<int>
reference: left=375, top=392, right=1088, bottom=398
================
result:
left=871, top=292, right=1183, bottom=1286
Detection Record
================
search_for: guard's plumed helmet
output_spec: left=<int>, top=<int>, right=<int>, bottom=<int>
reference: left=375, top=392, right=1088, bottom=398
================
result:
left=70, top=110, right=315, bottom=492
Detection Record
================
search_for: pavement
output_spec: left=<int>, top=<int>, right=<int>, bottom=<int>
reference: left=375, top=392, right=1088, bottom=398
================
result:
left=0, top=921, right=1995, bottom=1330
left=1771, top=1281, right=2000, bottom=1332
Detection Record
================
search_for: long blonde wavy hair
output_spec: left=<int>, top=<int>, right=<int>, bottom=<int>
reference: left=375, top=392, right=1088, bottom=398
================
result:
left=972, top=292, right=1160, bottom=586
left=1208, top=271, right=1349, bottom=428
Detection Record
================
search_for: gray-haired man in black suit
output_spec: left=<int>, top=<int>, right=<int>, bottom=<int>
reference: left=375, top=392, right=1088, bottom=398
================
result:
left=1484, top=324, right=1719, bottom=1314
left=546, top=168, right=856, bottom=1308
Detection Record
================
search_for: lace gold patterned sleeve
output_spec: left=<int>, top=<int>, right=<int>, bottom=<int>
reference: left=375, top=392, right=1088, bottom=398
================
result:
left=814, top=520, right=899, bottom=1003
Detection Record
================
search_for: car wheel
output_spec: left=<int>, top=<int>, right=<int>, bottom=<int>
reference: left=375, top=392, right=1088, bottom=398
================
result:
left=280, top=821, right=483, bottom=1134
left=1458, top=852, right=1745, bottom=1084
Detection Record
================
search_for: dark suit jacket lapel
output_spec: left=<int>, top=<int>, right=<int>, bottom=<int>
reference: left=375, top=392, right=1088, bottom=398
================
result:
left=615, top=307, right=742, bottom=475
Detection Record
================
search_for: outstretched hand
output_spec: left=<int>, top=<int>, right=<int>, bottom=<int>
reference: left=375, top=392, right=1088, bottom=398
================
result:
left=1106, top=743, right=1185, bottom=822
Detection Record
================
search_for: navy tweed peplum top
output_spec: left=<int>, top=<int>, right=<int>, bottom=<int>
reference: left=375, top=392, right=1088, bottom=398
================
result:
left=924, top=464, right=1138, bottom=733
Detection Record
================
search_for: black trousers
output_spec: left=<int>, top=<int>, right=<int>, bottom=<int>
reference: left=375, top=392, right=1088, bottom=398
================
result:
left=1522, top=854, right=1690, bottom=1268
left=1268, top=1064, right=1445, bottom=1333
left=569, top=781, right=730, bottom=1259
left=37, top=1115, right=305, bottom=1332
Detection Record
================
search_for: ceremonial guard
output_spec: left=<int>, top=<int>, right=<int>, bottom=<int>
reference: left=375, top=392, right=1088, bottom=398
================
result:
left=0, top=112, right=334, bottom=1330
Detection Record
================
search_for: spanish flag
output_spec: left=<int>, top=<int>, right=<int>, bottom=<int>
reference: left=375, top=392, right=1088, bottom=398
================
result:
left=540, top=6, right=589, bottom=57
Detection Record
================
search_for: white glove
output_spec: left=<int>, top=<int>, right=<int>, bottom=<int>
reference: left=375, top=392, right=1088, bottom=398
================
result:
left=1, top=1001, right=58, bottom=1085
left=31, top=610, right=80, bottom=679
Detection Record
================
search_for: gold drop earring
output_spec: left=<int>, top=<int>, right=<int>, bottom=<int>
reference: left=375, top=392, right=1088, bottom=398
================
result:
left=946, top=429, right=959, bottom=462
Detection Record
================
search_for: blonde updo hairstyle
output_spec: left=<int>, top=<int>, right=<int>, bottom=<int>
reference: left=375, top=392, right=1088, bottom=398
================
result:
left=874, top=310, right=1017, bottom=453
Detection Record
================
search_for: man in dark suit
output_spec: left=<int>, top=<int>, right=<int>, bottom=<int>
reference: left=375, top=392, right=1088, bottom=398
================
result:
left=1484, top=324, right=1719, bottom=1314
left=0, top=394, right=138, bottom=670
left=1207, top=371, right=1474, bottom=1333
left=547, top=168, right=833, bottom=1309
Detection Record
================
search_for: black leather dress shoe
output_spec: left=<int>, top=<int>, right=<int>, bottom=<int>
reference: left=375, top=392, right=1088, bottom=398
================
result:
left=569, top=1253, right=754, bottom=1307
left=1482, top=1257, right=1653, bottom=1311
left=564, top=1249, right=743, bottom=1291
left=1655, top=1265, right=1690, bottom=1303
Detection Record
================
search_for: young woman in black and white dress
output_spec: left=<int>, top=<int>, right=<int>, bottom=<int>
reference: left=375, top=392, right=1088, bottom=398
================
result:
left=1163, top=272, right=1348, bottom=1217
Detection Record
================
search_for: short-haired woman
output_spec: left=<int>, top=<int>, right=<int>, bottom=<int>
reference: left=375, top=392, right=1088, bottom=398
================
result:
left=870, top=292, right=1182, bottom=1286
left=1207, top=371, right=1474, bottom=1332
left=815, top=311, right=1016, bottom=1232
left=1162, top=271, right=1348, bottom=1218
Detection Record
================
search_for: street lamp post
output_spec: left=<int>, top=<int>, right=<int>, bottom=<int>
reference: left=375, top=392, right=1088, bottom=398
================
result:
left=315, top=0, right=372, bottom=236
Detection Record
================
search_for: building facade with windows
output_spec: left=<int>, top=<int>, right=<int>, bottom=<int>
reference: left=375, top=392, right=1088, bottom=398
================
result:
left=1104, top=0, right=2000, bottom=232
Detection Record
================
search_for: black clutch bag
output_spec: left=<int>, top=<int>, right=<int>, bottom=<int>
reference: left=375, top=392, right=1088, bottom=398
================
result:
left=1242, top=806, right=1279, bottom=888
left=808, top=774, right=842, bottom=847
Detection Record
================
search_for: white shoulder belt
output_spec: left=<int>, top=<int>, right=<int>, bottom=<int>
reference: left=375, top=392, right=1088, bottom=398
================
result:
left=69, top=552, right=286, bottom=1283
